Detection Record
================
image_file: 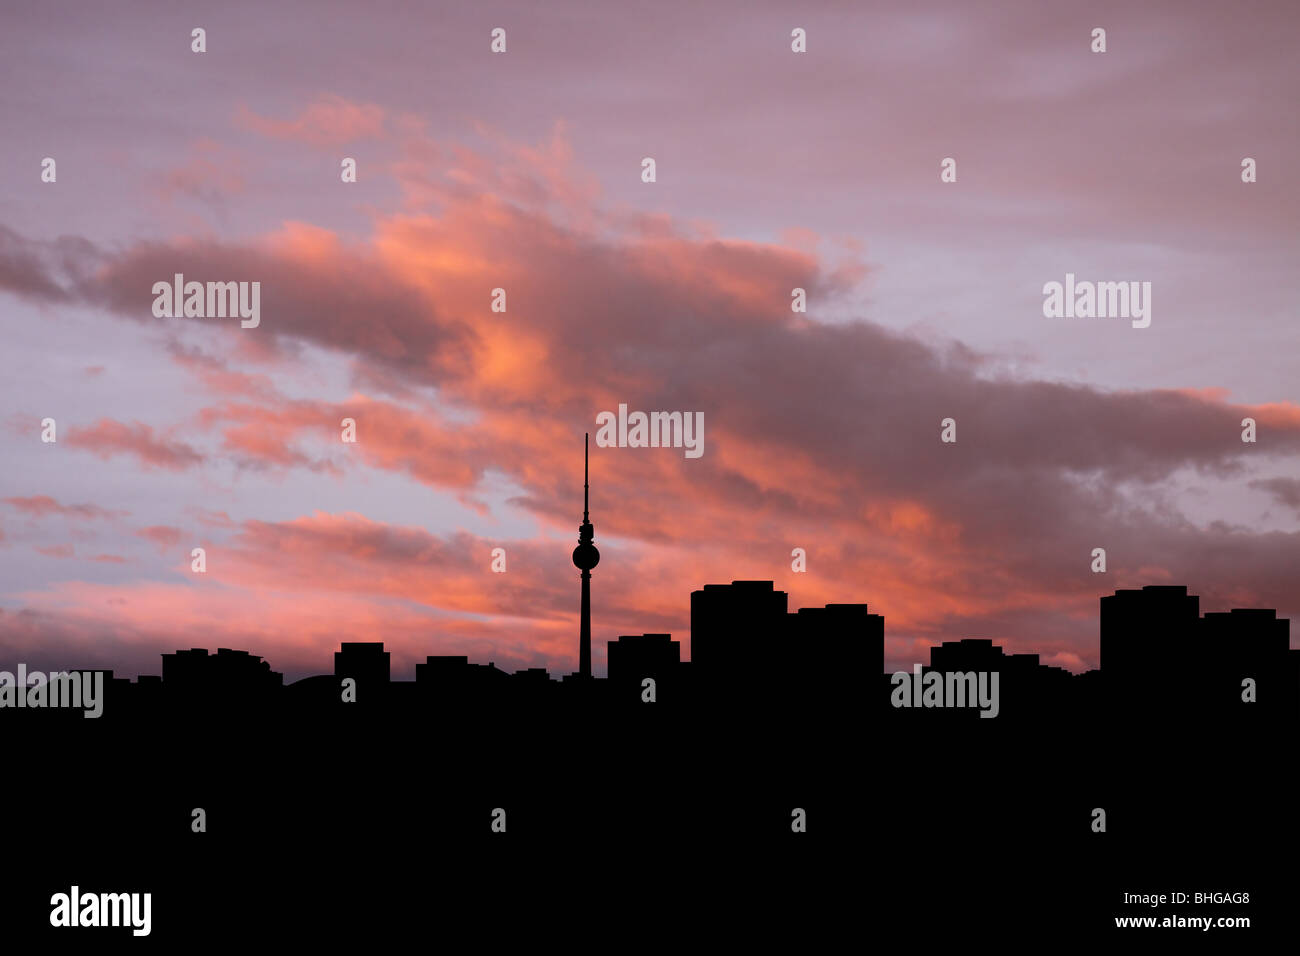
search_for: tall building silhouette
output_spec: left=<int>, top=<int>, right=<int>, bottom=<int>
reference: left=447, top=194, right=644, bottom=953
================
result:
left=571, top=433, right=600, bottom=679
left=1101, top=585, right=1201, bottom=714
left=690, top=581, right=789, bottom=690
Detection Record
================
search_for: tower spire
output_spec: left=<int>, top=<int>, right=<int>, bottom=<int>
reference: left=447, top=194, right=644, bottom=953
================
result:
left=584, top=432, right=589, bottom=523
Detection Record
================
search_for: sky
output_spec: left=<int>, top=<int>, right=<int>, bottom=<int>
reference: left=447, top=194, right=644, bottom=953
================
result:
left=1, top=0, right=1297, bottom=680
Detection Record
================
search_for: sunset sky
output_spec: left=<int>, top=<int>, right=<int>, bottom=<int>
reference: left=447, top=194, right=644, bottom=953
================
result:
left=1, top=0, right=1298, bottom=680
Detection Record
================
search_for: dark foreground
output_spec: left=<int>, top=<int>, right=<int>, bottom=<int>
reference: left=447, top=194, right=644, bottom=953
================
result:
left=3, top=690, right=1288, bottom=946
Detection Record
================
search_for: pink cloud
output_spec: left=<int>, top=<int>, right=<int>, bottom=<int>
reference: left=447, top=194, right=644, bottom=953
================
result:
left=136, top=525, right=185, bottom=551
left=236, top=94, right=387, bottom=147
left=4, top=496, right=127, bottom=520
left=65, top=419, right=205, bottom=470
left=154, top=138, right=246, bottom=205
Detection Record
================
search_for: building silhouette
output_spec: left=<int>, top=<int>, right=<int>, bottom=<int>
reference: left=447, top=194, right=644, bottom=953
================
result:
left=608, top=633, right=681, bottom=702
left=690, top=580, right=789, bottom=691
left=160, top=647, right=281, bottom=709
left=334, top=642, right=390, bottom=702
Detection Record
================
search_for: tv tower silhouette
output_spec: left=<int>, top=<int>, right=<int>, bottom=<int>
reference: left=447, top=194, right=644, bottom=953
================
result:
left=572, top=432, right=600, bottom=679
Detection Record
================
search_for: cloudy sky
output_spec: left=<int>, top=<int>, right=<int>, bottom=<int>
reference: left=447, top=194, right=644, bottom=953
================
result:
left=1, top=0, right=1297, bottom=680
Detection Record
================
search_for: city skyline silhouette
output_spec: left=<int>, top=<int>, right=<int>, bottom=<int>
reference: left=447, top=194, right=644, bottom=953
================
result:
left=6, top=462, right=1291, bottom=944
left=4, top=579, right=1293, bottom=728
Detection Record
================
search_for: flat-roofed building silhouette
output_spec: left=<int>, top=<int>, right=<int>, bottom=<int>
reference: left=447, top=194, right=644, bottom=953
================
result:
left=691, top=581, right=788, bottom=689
left=415, top=655, right=509, bottom=707
left=924, top=638, right=1074, bottom=721
left=788, top=603, right=882, bottom=700
left=1199, top=608, right=1295, bottom=719
left=1100, top=585, right=1295, bottom=723
left=608, top=633, right=680, bottom=702
left=1101, top=585, right=1200, bottom=678
left=334, top=642, right=390, bottom=703
left=161, top=647, right=281, bottom=706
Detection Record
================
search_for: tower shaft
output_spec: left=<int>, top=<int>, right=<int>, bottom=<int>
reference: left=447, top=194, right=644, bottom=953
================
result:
left=579, top=569, right=592, bottom=678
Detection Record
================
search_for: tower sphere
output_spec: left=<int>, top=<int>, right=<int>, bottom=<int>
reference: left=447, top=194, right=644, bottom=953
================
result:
left=573, top=540, right=600, bottom=570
